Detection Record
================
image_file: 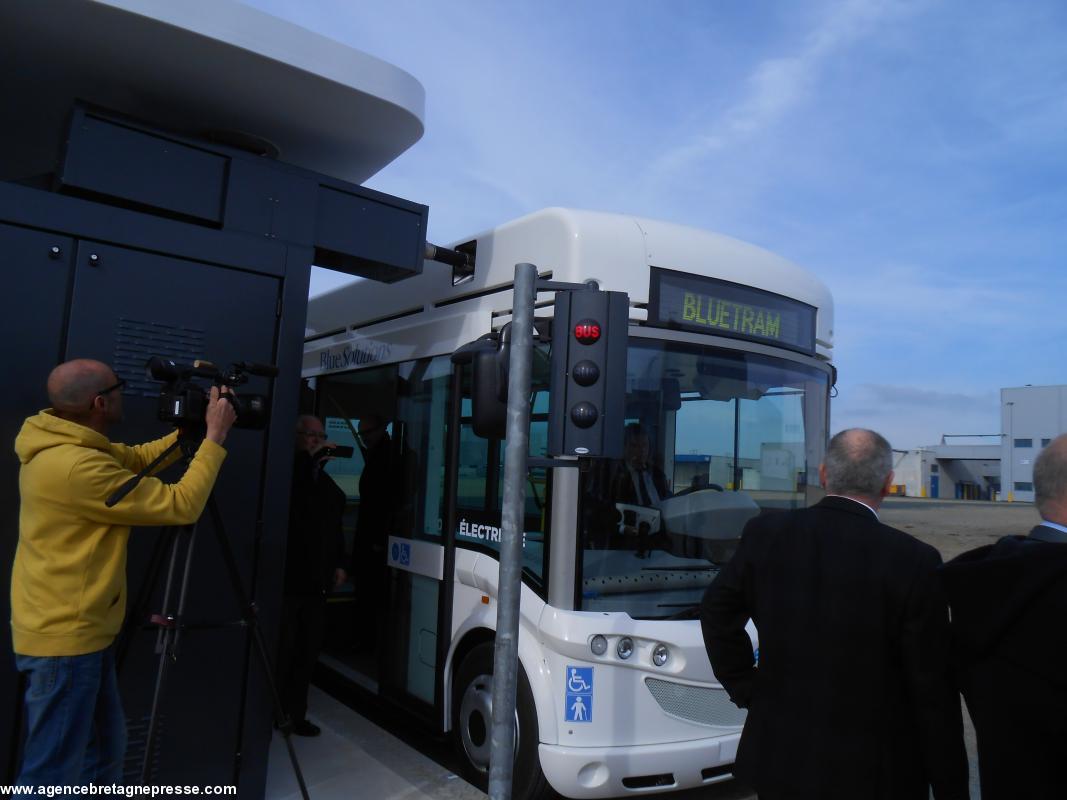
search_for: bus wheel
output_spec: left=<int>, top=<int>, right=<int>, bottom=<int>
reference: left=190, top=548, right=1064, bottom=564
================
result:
left=453, top=642, right=553, bottom=800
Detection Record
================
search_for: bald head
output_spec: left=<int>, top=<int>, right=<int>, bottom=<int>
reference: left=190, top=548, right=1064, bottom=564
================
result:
left=1034, top=434, right=1067, bottom=524
left=823, top=428, right=893, bottom=499
left=296, top=414, right=322, bottom=433
left=47, top=360, right=116, bottom=415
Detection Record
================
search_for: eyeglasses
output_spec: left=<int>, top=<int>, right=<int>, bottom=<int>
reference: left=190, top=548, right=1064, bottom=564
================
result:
left=298, top=429, right=327, bottom=440
left=90, top=379, right=125, bottom=410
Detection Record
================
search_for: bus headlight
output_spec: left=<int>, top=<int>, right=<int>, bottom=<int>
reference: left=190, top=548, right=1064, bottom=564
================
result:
left=652, top=643, right=670, bottom=667
left=590, top=635, right=608, bottom=656
left=616, top=637, right=634, bottom=660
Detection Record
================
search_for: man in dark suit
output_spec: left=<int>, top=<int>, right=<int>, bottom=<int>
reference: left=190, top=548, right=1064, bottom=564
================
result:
left=593, top=423, right=672, bottom=555
left=277, top=415, right=347, bottom=736
left=610, top=423, right=670, bottom=508
left=941, top=433, right=1067, bottom=800
left=700, top=428, right=968, bottom=800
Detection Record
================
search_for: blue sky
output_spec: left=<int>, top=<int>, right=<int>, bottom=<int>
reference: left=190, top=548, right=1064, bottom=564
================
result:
left=244, top=0, right=1067, bottom=450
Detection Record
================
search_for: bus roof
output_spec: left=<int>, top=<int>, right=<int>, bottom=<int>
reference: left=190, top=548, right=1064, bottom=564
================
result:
left=305, top=208, right=835, bottom=369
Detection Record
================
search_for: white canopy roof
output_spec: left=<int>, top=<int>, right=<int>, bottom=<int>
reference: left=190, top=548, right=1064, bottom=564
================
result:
left=0, top=0, right=425, bottom=184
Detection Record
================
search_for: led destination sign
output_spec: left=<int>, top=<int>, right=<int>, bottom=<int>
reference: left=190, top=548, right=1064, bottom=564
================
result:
left=649, top=268, right=816, bottom=354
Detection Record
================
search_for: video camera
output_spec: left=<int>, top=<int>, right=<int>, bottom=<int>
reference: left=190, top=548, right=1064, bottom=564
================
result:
left=319, top=445, right=354, bottom=459
left=146, top=356, right=277, bottom=431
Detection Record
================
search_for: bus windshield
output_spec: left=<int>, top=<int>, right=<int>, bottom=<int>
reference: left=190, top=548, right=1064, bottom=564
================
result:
left=578, top=338, right=829, bottom=619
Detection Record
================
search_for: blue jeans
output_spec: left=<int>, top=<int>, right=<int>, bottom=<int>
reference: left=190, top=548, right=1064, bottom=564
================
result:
left=15, top=645, right=127, bottom=788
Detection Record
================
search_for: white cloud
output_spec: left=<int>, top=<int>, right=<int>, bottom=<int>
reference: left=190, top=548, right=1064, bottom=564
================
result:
left=833, top=382, right=1000, bottom=449
left=830, top=262, right=1030, bottom=324
left=650, top=0, right=914, bottom=176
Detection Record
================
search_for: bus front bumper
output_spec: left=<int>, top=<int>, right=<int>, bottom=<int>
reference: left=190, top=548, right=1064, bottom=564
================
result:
left=538, top=733, right=740, bottom=798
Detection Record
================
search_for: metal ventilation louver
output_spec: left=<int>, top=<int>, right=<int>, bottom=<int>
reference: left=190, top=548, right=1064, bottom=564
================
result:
left=644, top=678, right=747, bottom=728
left=113, top=318, right=206, bottom=396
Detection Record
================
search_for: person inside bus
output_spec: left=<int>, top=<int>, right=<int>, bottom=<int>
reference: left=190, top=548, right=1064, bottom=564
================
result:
left=277, top=414, right=347, bottom=737
left=700, top=428, right=968, bottom=800
left=940, top=433, right=1067, bottom=800
left=584, top=423, right=672, bottom=552
left=612, top=423, right=670, bottom=509
left=351, top=413, right=398, bottom=652
left=11, top=359, right=236, bottom=787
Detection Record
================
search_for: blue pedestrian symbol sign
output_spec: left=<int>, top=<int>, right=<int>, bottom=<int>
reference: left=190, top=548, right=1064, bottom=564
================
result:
left=564, top=666, right=593, bottom=723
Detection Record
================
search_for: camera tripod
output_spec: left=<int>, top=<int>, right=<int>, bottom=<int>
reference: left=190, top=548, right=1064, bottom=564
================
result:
left=111, top=433, right=310, bottom=799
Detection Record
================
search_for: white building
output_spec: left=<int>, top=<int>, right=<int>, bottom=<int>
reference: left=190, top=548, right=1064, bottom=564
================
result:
left=890, top=442, right=1000, bottom=500
left=1001, top=385, right=1067, bottom=502
left=886, top=385, right=1067, bottom=502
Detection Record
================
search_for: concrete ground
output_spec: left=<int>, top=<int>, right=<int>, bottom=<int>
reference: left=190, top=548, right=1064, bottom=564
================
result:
left=266, top=686, right=484, bottom=800
left=880, top=496, right=1040, bottom=560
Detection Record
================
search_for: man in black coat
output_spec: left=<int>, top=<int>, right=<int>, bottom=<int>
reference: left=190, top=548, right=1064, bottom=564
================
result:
left=586, top=423, right=673, bottom=553
left=941, top=433, right=1067, bottom=800
left=351, top=414, right=399, bottom=651
left=610, top=423, right=671, bottom=508
left=700, top=428, right=968, bottom=800
left=277, top=414, right=347, bottom=736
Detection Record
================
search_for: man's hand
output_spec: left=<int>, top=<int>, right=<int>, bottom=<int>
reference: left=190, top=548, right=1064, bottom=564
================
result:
left=205, top=386, right=238, bottom=445
left=333, top=568, right=347, bottom=589
left=312, top=439, right=336, bottom=459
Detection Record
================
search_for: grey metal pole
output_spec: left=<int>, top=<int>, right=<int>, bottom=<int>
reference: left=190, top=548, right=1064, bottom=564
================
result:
left=488, top=262, right=537, bottom=800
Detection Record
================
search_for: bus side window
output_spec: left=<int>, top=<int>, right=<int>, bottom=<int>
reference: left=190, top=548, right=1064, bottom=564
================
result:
left=395, top=357, right=451, bottom=541
left=455, top=373, right=549, bottom=591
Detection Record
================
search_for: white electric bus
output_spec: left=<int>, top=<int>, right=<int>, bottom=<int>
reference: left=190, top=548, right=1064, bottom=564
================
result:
left=302, top=208, right=834, bottom=798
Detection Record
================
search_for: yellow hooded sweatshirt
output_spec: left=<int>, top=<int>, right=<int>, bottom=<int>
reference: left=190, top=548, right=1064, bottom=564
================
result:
left=11, top=410, right=227, bottom=656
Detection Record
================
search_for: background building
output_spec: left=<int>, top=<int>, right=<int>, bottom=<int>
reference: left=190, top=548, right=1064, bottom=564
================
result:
left=1001, top=385, right=1067, bottom=502
left=891, top=442, right=1000, bottom=500
left=887, top=385, right=1067, bottom=502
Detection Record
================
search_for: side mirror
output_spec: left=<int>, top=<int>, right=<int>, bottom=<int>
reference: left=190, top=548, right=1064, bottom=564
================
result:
left=453, top=333, right=506, bottom=440
left=472, top=346, right=507, bottom=440
left=458, top=323, right=550, bottom=441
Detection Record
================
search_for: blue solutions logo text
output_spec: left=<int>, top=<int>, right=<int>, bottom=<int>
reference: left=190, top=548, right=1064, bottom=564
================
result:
left=319, top=342, right=391, bottom=371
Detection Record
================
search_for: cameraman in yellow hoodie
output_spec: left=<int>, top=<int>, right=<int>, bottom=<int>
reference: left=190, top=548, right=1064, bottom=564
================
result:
left=11, top=358, right=236, bottom=788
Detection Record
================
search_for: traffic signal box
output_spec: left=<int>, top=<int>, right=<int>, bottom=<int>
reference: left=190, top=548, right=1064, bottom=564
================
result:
left=548, top=289, right=628, bottom=458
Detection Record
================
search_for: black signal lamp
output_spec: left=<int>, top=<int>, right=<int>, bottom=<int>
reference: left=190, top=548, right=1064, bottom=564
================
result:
left=570, top=401, right=598, bottom=428
left=548, top=289, right=627, bottom=458
left=571, top=360, right=600, bottom=387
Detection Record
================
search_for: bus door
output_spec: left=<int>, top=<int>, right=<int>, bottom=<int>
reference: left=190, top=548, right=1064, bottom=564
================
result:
left=315, top=356, right=453, bottom=723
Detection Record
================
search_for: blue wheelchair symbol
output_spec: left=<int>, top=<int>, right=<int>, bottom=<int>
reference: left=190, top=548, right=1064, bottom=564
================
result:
left=568, top=667, right=592, bottom=693
left=564, top=666, right=593, bottom=723
left=390, top=542, right=411, bottom=566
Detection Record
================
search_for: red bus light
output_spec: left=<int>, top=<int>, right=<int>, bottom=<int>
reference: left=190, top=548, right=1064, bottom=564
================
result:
left=574, top=319, right=601, bottom=344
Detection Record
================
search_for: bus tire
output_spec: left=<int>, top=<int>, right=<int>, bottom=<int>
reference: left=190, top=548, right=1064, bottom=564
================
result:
left=453, top=642, right=553, bottom=800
